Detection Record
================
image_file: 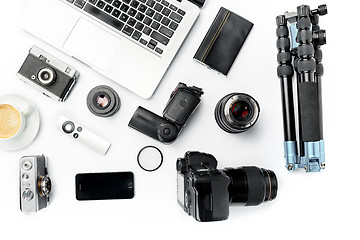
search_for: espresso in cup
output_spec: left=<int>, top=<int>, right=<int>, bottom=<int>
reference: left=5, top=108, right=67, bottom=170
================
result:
left=0, top=104, right=23, bottom=139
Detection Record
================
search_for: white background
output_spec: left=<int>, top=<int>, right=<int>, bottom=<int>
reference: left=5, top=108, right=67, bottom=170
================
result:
left=1, top=0, right=359, bottom=239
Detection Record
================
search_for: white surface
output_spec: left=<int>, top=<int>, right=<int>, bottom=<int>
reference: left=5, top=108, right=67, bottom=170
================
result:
left=0, top=0, right=359, bottom=239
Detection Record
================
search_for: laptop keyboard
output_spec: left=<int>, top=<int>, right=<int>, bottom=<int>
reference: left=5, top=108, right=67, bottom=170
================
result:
left=66, top=0, right=186, bottom=55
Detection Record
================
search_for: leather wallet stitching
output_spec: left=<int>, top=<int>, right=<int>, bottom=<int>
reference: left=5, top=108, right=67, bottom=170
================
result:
left=200, top=10, right=231, bottom=62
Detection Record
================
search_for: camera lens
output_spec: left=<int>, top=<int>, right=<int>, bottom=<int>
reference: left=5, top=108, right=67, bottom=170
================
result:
left=223, top=167, right=277, bottom=206
left=38, top=175, right=51, bottom=197
left=37, top=67, right=56, bottom=85
left=215, top=93, right=260, bottom=133
left=87, top=85, right=121, bottom=117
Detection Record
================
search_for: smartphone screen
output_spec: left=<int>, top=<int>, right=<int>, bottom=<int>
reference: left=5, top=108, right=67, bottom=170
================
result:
left=75, top=172, right=134, bottom=201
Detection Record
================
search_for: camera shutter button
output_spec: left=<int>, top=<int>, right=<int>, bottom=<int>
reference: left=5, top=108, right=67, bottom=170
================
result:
left=62, top=121, right=75, bottom=134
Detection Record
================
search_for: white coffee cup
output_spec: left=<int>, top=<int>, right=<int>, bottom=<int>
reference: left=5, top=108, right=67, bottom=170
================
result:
left=0, top=102, right=31, bottom=141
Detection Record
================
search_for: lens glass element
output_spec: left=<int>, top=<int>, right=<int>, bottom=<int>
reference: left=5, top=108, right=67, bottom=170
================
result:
left=231, top=101, right=251, bottom=121
left=96, top=94, right=110, bottom=108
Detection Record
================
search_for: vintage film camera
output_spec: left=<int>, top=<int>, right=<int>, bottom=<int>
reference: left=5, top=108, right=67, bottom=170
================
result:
left=177, top=151, right=278, bottom=222
left=17, top=46, right=79, bottom=101
left=20, top=155, right=51, bottom=213
left=129, top=83, right=203, bottom=144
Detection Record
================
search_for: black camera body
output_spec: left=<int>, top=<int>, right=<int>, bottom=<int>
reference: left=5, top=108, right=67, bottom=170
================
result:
left=177, top=151, right=278, bottom=222
left=129, top=83, right=203, bottom=144
left=17, top=46, right=78, bottom=101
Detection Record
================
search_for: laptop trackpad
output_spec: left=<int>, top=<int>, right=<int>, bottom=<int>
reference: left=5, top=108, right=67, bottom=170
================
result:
left=63, top=18, right=121, bottom=70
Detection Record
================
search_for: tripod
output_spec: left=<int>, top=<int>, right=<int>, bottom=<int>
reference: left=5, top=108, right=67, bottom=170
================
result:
left=276, top=4, right=327, bottom=172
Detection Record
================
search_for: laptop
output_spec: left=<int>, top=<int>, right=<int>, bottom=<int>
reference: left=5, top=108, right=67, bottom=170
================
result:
left=19, top=0, right=200, bottom=98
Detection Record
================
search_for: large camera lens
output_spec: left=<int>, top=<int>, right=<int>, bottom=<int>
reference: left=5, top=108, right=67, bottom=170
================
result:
left=87, top=85, right=121, bottom=117
left=37, top=67, right=56, bottom=86
left=215, top=93, right=260, bottom=133
left=223, top=167, right=277, bottom=206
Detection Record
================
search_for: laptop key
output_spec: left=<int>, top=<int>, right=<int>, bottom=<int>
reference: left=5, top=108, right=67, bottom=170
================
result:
left=132, top=30, right=142, bottom=40
left=104, top=0, right=113, bottom=3
left=135, top=12, right=145, bottom=21
left=74, top=0, right=86, bottom=8
left=161, top=0, right=169, bottom=7
left=120, top=13, right=129, bottom=22
left=139, top=0, right=146, bottom=2
left=120, top=3, right=129, bottom=12
left=138, top=4, right=147, bottom=12
left=150, top=31, right=169, bottom=45
left=130, top=0, right=139, bottom=8
left=161, top=17, right=170, bottom=26
left=140, top=38, right=148, bottom=45
left=177, top=9, right=186, bottom=16
left=112, top=0, right=121, bottom=8
left=123, top=25, right=134, bottom=36
left=123, top=0, right=131, bottom=3
left=147, top=41, right=156, bottom=50
left=67, top=0, right=75, bottom=3
left=143, top=26, right=152, bottom=35
left=135, top=22, right=144, bottom=31
left=169, top=4, right=177, bottom=11
left=127, top=18, right=136, bottom=26
left=104, top=5, right=114, bottom=13
left=169, top=12, right=182, bottom=23
left=161, top=8, right=170, bottom=16
left=143, top=17, right=152, bottom=25
left=145, top=8, right=155, bottom=17
left=154, top=3, right=163, bottom=12
left=84, top=4, right=124, bottom=31
left=128, top=8, right=137, bottom=17
left=112, top=9, right=121, bottom=17
left=151, top=21, right=160, bottom=30
left=96, top=0, right=106, bottom=9
left=153, top=13, right=162, bottom=22
left=169, top=21, right=178, bottom=31
left=155, top=47, right=163, bottom=54
left=159, top=26, right=173, bottom=38
left=146, top=0, right=155, bottom=8
left=88, top=0, right=97, bottom=5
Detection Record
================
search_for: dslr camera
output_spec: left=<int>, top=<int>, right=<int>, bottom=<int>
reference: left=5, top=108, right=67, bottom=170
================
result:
left=17, top=46, right=79, bottom=101
left=129, top=83, right=203, bottom=143
left=20, top=155, right=51, bottom=213
left=177, top=151, right=278, bottom=222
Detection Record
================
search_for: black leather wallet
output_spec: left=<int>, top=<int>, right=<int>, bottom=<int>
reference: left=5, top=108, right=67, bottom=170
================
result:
left=194, top=7, right=254, bottom=76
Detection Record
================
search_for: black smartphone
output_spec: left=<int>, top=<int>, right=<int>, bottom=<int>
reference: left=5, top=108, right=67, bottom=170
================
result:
left=75, top=172, right=134, bottom=201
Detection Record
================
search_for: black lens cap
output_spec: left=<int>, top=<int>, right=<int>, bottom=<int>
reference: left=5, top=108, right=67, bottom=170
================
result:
left=87, top=85, right=121, bottom=117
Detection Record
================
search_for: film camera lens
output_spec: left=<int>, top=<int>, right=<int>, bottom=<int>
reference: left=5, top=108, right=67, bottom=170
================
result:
left=87, top=85, right=121, bottom=117
left=37, top=67, right=56, bottom=85
left=215, top=93, right=260, bottom=133
left=224, top=167, right=277, bottom=206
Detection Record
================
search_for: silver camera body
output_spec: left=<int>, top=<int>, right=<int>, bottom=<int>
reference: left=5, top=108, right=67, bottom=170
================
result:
left=17, top=46, right=79, bottom=101
left=20, top=155, right=51, bottom=213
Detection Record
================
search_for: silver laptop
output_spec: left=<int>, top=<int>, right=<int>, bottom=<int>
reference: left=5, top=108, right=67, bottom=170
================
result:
left=19, top=0, right=200, bottom=98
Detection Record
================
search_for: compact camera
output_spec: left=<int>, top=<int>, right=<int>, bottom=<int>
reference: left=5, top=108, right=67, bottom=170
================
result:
left=17, top=46, right=78, bottom=101
left=177, top=151, right=278, bottom=222
left=20, top=155, right=51, bottom=213
left=129, top=83, right=204, bottom=143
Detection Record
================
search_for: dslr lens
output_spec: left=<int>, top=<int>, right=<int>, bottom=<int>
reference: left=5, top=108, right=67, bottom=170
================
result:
left=223, top=167, right=277, bottom=206
left=87, top=85, right=121, bottom=117
left=37, top=67, right=56, bottom=85
left=215, top=93, right=260, bottom=133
